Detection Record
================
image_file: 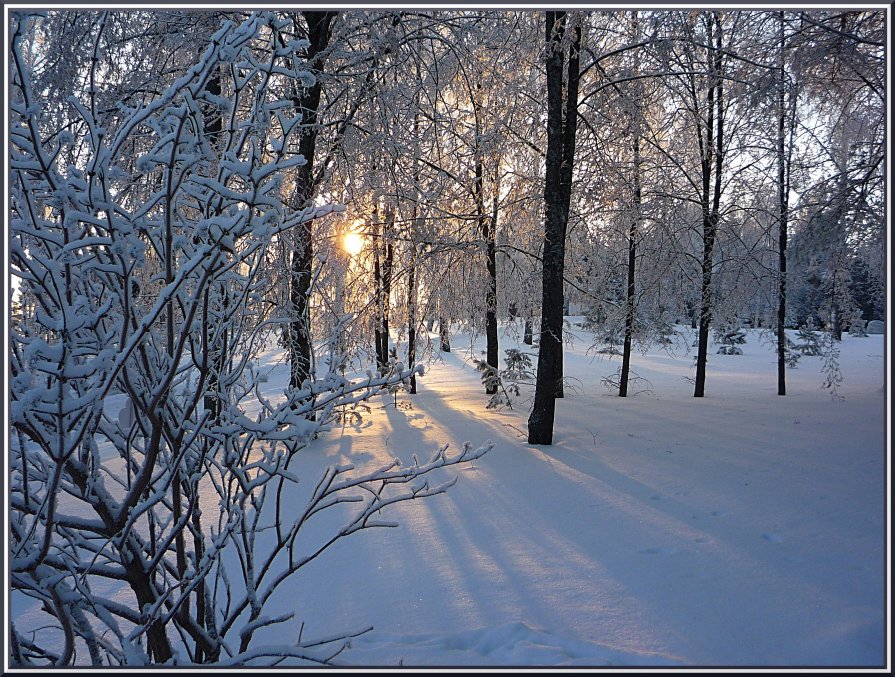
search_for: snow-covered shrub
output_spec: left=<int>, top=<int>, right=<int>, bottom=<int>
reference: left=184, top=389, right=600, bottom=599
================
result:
left=474, top=348, right=534, bottom=410
left=650, top=314, right=677, bottom=346
left=9, top=12, right=489, bottom=667
left=474, top=359, right=506, bottom=408
left=714, top=324, right=746, bottom=355
left=848, top=318, right=868, bottom=337
left=795, top=323, right=821, bottom=356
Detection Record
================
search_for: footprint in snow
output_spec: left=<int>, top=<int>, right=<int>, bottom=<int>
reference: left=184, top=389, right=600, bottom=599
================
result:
left=762, top=532, right=785, bottom=543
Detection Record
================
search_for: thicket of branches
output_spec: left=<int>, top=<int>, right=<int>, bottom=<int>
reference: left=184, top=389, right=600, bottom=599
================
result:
left=9, top=11, right=490, bottom=667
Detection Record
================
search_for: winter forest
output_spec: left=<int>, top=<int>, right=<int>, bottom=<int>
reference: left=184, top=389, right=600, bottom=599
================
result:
left=6, top=6, right=888, bottom=669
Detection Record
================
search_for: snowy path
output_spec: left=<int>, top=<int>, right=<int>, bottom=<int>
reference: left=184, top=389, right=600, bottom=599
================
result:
left=276, top=329, right=886, bottom=667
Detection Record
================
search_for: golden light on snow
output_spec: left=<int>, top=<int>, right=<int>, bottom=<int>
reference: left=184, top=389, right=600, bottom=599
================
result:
left=342, top=231, right=365, bottom=256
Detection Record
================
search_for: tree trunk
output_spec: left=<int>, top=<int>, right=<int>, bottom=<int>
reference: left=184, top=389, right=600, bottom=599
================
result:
left=380, top=208, right=394, bottom=369
left=776, top=10, right=790, bottom=396
left=528, top=11, right=581, bottom=445
left=372, top=204, right=385, bottom=371
left=407, top=259, right=417, bottom=393
left=408, top=109, right=421, bottom=394
left=619, top=131, right=642, bottom=397
left=483, top=183, right=499, bottom=395
left=439, top=317, right=451, bottom=352
left=523, top=319, right=533, bottom=345
left=693, top=13, right=724, bottom=399
left=288, top=11, right=335, bottom=391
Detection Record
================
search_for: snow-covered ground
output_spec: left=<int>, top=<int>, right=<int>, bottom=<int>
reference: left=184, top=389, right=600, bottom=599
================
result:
left=10, top=322, right=887, bottom=668
left=245, top=322, right=888, bottom=667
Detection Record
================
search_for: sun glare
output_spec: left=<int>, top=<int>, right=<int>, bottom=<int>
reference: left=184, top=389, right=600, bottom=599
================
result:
left=342, top=231, right=365, bottom=256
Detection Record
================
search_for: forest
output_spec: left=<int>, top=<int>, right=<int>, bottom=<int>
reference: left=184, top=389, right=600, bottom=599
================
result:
left=7, top=8, right=887, bottom=668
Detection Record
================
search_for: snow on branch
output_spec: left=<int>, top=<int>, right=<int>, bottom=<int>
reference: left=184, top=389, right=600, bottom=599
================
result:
left=9, top=10, right=488, bottom=667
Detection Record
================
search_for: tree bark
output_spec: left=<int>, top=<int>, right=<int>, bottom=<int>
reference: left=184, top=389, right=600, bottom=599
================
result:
left=407, top=256, right=417, bottom=393
left=528, top=11, right=581, bottom=445
left=776, top=10, right=790, bottom=396
left=439, top=317, right=451, bottom=352
left=288, top=10, right=335, bottom=391
left=372, top=204, right=385, bottom=371
left=380, top=208, right=394, bottom=369
left=408, top=108, right=421, bottom=394
left=693, top=12, right=724, bottom=399
left=619, top=130, right=642, bottom=397
left=483, top=182, right=499, bottom=395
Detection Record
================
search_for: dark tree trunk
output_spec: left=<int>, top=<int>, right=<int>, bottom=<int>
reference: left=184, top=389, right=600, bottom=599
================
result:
left=776, top=10, right=790, bottom=396
left=408, top=110, right=420, bottom=394
left=523, top=319, right=533, bottom=345
left=124, top=558, right=173, bottom=662
left=380, top=209, right=394, bottom=368
left=619, top=132, right=641, bottom=398
left=372, top=205, right=385, bottom=371
left=483, top=185, right=499, bottom=395
left=407, top=261, right=417, bottom=393
left=528, top=11, right=581, bottom=445
left=474, top=147, right=499, bottom=394
left=407, top=221, right=418, bottom=394
left=288, top=11, right=335, bottom=391
left=693, top=13, right=724, bottom=399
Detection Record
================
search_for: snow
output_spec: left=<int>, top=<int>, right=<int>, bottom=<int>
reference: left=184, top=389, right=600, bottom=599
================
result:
left=10, top=322, right=886, bottom=668
left=239, top=322, right=887, bottom=667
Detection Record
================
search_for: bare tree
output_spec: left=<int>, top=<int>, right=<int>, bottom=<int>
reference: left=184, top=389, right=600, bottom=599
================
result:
left=528, top=11, right=582, bottom=445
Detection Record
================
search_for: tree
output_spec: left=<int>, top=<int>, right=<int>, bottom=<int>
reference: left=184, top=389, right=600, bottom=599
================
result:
left=686, top=12, right=727, bottom=398
left=528, top=11, right=582, bottom=445
left=775, top=10, right=795, bottom=396
left=286, top=11, right=337, bottom=391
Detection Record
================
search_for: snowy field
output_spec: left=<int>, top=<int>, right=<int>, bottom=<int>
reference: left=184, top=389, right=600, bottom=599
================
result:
left=239, top=321, right=887, bottom=668
left=11, top=321, right=887, bottom=668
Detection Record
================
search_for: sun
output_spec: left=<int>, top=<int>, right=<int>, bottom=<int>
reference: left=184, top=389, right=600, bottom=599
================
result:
left=342, top=231, right=365, bottom=256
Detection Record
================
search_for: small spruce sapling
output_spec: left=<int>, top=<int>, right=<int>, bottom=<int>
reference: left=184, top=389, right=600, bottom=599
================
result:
left=474, top=348, right=535, bottom=410
left=795, top=321, right=821, bottom=356
left=714, top=323, right=746, bottom=355
left=503, top=348, right=534, bottom=383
